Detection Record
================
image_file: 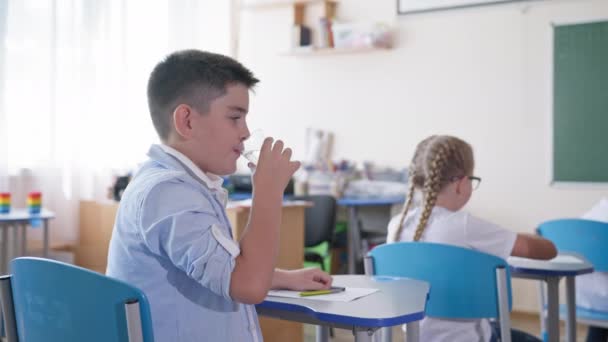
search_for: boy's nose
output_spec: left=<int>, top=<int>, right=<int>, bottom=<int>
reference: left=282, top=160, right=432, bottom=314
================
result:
left=242, top=127, right=251, bottom=141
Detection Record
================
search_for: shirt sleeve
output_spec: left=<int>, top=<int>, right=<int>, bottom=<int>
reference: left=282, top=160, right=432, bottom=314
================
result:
left=463, top=213, right=517, bottom=260
left=137, top=179, right=239, bottom=300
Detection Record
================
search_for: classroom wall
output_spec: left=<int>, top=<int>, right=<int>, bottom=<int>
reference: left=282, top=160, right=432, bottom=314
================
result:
left=237, top=0, right=608, bottom=312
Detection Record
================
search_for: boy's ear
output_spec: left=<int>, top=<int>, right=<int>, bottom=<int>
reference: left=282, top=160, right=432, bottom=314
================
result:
left=173, top=104, right=193, bottom=139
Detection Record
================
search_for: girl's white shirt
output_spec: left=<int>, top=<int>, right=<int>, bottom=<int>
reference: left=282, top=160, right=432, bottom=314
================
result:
left=577, top=198, right=608, bottom=312
left=387, top=206, right=517, bottom=342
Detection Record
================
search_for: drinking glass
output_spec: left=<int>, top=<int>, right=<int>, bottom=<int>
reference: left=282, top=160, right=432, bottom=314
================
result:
left=241, top=129, right=265, bottom=165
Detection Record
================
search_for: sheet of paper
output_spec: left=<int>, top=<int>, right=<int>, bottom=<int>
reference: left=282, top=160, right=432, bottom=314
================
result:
left=509, top=254, right=587, bottom=268
left=551, top=254, right=584, bottom=264
left=267, top=287, right=378, bottom=302
left=227, top=199, right=311, bottom=209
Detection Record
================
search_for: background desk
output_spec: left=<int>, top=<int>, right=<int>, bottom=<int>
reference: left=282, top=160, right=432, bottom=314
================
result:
left=229, top=194, right=405, bottom=274
left=0, top=209, right=55, bottom=274
left=256, top=274, right=429, bottom=342
left=337, top=197, right=404, bottom=274
left=508, top=253, right=593, bottom=342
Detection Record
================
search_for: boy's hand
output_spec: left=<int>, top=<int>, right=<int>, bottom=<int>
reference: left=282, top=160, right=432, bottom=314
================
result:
left=271, top=268, right=333, bottom=291
left=252, top=137, right=300, bottom=195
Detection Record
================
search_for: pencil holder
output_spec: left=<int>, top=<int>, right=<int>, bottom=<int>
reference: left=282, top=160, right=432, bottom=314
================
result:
left=27, top=192, right=42, bottom=214
left=0, top=192, right=10, bottom=214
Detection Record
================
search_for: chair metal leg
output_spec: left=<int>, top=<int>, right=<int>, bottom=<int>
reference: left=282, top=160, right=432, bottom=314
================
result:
left=364, top=256, right=374, bottom=276
left=347, top=207, right=359, bottom=274
left=496, top=267, right=512, bottom=342
left=0, top=275, right=18, bottom=342
left=125, top=299, right=144, bottom=342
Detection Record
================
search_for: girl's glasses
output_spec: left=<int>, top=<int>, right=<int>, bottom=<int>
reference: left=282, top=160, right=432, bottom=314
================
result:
left=468, top=176, right=482, bottom=190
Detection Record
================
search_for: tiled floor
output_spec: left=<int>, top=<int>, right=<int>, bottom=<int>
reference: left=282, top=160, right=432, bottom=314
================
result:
left=303, top=311, right=591, bottom=341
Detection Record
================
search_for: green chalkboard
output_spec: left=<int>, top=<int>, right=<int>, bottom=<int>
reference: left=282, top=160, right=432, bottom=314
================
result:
left=553, top=20, right=608, bottom=183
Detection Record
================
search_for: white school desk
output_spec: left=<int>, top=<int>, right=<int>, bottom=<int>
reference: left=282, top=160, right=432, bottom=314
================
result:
left=337, top=197, right=404, bottom=274
left=508, top=253, right=594, bottom=342
left=256, top=274, right=429, bottom=342
left=0, top=209, right=55, bottom=275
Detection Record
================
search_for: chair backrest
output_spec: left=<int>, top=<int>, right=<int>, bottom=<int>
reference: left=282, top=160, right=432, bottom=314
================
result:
left=537, top=218, right=608, bottom=272
left=367, top=242, right=512, bottom=319
left=292, top=195, right=337, bottom=247
left=0, top=257, right=154, bottom=342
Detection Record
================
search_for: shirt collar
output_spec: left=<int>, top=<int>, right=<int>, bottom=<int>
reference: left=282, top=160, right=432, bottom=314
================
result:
left=157, top=144, right=225, bottom=191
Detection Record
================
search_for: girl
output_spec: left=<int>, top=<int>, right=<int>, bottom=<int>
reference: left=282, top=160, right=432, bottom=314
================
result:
left=579, top=198, right=608, bottom=342
left=387, top=135, right=556, bottom=342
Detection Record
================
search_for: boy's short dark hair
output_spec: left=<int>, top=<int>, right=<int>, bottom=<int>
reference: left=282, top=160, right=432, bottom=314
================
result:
left=147, top=50, right=259, bottom=141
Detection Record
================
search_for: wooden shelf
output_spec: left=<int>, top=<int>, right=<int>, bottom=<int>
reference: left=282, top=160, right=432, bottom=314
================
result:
left=242, top=0, right=337, bottom=10
left=241, top=0, right=393, bottom=57
left=281, top=46, right=390, bottom=56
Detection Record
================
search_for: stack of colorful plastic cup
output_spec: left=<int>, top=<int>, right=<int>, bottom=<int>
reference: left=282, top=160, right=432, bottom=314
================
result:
left=27, top=192, right=42, bottom=214
left=0, top=192, right=10, bottom=214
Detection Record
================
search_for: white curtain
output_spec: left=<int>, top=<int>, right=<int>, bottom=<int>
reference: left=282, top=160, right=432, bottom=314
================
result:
left=0, top=0, right=232, bottom=243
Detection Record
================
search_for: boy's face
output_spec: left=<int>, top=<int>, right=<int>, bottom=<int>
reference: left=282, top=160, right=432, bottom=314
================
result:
left=187, top=83, right=250, bottom=175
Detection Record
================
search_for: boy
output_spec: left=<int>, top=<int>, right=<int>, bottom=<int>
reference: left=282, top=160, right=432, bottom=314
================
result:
left=106, top=50, right=332, bottom=341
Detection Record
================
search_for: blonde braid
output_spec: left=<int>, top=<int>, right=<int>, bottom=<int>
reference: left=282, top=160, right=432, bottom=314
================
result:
left=392, top=170, right=417, bottom=242
left=413, top=145, right=448, bottom=241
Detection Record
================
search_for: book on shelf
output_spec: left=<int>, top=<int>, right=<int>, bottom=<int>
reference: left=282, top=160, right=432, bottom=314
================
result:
left=319, top=17, right=334, bottom=48
left=292, top=24, right=312, bottom=47
left=318, top=17, right=327, bottom=48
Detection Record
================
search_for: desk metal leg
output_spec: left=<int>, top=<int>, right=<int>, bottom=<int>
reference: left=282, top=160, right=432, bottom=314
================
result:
left=546, top=277, right=560, bottom=342
left=347, top=207, right=359, bottom=274
left=43, top=219, right=49, bottom=258
left=538, top=281, right=547, bottom=341
left=379, top=327, right=392, bottom=342
left=353, top=328, right=376, bottom=342
left=0, top=224, right=8, bottom=275
left=1, top=225, right=8, bottom=275
left=11, top=224, right=19, bottom=260
left=565, top=276, right=576, bottom=342
left=315, top=325, right=329, bottom=342
left=406, top=321, right=420, bottom=342
left=20, top=223, right=27, bottom=256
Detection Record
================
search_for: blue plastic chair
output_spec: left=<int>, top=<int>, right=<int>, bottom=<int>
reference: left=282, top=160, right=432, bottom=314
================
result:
left=538, top=219, right=608, bottom=329
left=366, top=242, right=513, bottom=342
left=0, top=257, right=154, bottom=342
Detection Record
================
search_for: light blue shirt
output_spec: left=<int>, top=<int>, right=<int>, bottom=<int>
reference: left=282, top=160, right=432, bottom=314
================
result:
left=106, top=144, right=262, bottom=342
